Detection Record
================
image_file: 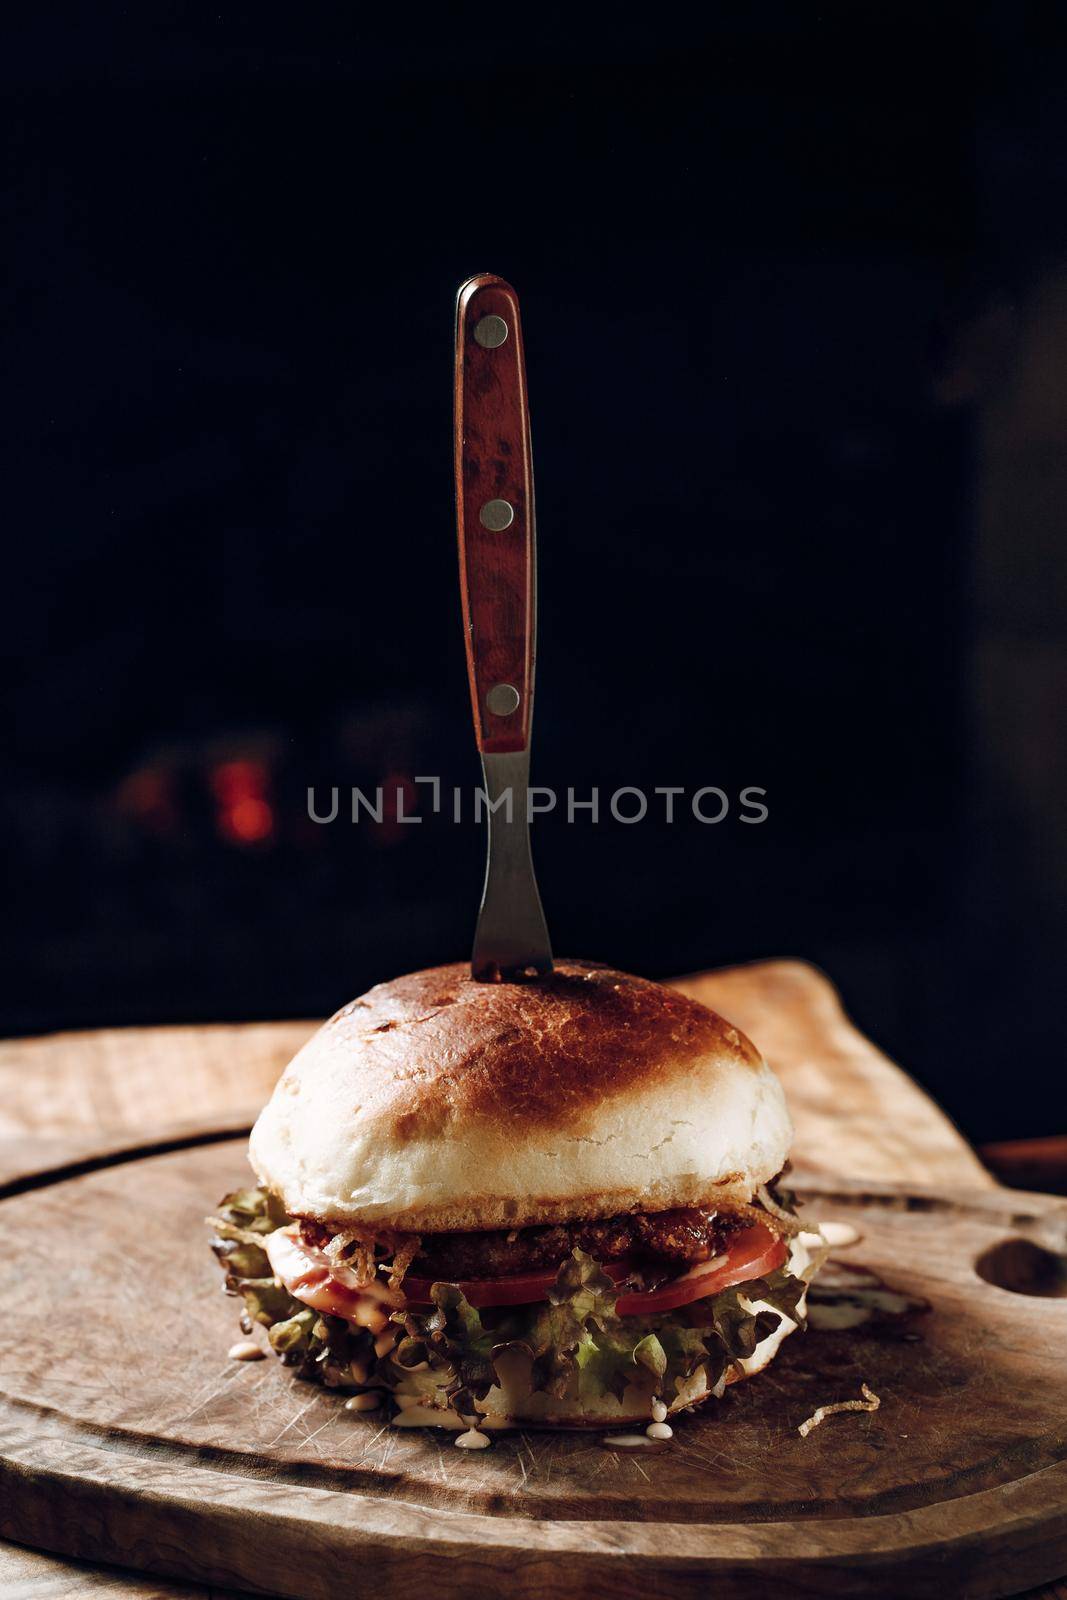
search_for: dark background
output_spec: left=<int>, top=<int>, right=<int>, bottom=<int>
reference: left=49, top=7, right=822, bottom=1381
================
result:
left=4, top=5, right=1066, bottom=1143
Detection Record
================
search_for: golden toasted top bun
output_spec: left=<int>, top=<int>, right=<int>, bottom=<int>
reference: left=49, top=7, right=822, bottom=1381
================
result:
left=248, top=959, right=792, bottom=1231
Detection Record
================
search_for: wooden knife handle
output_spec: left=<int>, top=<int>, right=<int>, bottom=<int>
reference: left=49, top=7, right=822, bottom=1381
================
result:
left=454, top=273, right=536, bottom=755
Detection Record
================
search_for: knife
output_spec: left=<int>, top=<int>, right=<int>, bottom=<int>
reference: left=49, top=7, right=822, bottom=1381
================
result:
left=454, top=272, right=554, bottom=982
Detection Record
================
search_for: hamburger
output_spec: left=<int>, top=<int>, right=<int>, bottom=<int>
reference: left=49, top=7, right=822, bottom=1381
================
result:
left=209, top=960, right=823, bottom=1431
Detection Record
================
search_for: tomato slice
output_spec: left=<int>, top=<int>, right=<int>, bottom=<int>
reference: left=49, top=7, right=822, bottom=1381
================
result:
left=266, top=1220, right=786, bottom=1324
left=613, top=1223, right=786, bottom=1315
left=400, top=1258, right=636, bottom=1310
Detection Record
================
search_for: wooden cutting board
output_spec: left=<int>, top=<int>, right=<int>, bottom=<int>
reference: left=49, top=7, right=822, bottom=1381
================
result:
left=1, top=962, right=1064, bottom=1600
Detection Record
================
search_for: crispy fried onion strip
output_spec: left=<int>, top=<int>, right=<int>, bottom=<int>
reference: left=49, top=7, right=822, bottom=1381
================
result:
left=386, top=1234, right=422, bottom=1290
left=720, top=1193, right=801, bottom=1240
left=312, top=1225, right=422, bottom=1293
left=755, top=1183, right=802, bottom=1235
left=798, top=1383, right=881, bottom=1438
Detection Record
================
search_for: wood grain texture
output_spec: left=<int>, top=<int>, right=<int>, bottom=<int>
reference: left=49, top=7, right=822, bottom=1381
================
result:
left=0, top=1539, right=244, bottom=1598
left=454, top=273, right=536, bottom=754
left=0, top=1019, right=311, bottom=1142
left=2, top=1142, right=1067, bottom=1598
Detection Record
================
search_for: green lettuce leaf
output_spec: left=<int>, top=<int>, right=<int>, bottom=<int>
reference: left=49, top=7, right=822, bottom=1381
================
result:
left=744, top=1267, right=809, bottom=1326
left=574, top=1327, right=634, bottom=1402
left=393, top=1283, right=508, bottom=1409
left=430, top=1282, right=494, bottom=1350
left=236, top=1276, right=303, bottom=1328
left=209, top=1186, right=294, bottom=1283
left=520, top=1303, right=588, bottom=1398
left=549, top=1248, right=619, bottom=1328
left=529, top=1250, right=624, bottom=1396
left=269, top=1307, right=318, bottom=1354
left=632, top=1332, right=667, bottom=1380
left=212, top=1186, right=291, bottom=1236
left=429, top=1283, right=500, bottom=1404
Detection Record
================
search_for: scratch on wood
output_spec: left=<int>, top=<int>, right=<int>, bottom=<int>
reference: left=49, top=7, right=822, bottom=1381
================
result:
left=263, top=1397, right=318, bottom=1450
left=376, top=1427, right=398, bottom=1472
left=295, top=1411, right=340, bottom=1453
left=351, top=1422, right=393, bottom=1467
left=181, top=1364, right=253, bottom=1422
left=677, top=1445, right=733, bottom=1477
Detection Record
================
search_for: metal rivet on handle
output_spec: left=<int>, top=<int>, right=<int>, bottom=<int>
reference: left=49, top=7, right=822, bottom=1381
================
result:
left=474, top=314, right=509, bottom=349
left=487, top=683, right=520, bottom=716
left=479, top=499, right=515, bottom=532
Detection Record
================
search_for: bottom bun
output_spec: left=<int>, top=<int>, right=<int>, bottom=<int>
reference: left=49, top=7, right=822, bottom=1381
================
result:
left=391, top=1287, right=804, bottom=1431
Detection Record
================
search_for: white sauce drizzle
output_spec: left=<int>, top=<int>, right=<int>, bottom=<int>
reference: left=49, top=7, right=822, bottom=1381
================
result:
left=227, top=1339, right=265, bottom=1361
left=455, top=1426, right=491, bottom=1450
left=344, top=1392, right=381, bottom=1412
left=392, top=1405, right=465, bottom=1429
left=819, top=1220, right=862, bottom=1249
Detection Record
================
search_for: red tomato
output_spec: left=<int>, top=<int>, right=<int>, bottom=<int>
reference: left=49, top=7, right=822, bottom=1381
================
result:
left=613, top=1223, right=786, bottom=1315
left=400, top=1258, right=636, bottom=1310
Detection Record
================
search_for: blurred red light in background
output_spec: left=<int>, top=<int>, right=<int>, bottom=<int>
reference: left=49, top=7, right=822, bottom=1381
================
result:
left=114, top=767, right=178, bottom=835
left=211, top=760, right=275, bottom=846
left=224, top=795, right=274, bottom=843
